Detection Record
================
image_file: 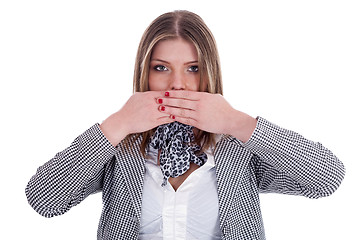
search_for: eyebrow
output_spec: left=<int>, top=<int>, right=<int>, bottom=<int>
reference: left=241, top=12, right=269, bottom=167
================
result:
left=151, top=59, right=198, bottom=65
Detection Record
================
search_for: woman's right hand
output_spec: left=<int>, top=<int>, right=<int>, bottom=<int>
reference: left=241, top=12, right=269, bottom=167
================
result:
left=100, top=91, right=174, bottom=147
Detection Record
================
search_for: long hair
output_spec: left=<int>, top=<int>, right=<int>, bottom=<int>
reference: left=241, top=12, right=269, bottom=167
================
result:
left=129, top=10, right=223, bottom=156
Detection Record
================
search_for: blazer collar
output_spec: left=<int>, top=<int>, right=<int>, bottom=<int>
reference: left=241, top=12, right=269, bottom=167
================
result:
left=115, top=135, right=145, bottom=221
left=214, top=135, right=253, bottom=232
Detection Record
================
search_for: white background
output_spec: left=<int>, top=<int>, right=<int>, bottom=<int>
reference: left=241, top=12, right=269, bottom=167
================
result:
left=1, top=0, right=359, bottom=239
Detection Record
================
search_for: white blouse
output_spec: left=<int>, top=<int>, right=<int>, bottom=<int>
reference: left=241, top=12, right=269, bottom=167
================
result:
left=139, top=146, right=222, bottom=240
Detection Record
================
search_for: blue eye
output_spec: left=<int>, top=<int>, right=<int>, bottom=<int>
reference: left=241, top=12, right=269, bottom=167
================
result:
left=154, top=65, right=168, bottom=71
left=188, top=66, right=199, bottom=72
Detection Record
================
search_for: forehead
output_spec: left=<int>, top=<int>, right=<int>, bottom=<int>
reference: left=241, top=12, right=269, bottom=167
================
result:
left=151, top=38, right=198, bottom=62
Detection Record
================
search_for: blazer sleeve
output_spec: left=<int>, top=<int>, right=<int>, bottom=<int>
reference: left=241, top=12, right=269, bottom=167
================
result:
left=25, top=124, right=117, bottom=218
left=242, top=117, right=345, bottom=199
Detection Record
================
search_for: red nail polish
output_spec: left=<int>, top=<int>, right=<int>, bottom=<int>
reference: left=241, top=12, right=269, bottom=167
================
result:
left=161, top=106, right=165, bottom=111
left=171, top=115, right=175, bottom=120
left=165, top=92, right=169, bottom=97
left=158, top=98, right=163, bottom=104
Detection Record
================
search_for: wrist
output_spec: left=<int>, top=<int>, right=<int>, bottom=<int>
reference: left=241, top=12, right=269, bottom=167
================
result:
left=229, top=110, right=257, bottom=143
left=100, top=111, right=129, bottom=147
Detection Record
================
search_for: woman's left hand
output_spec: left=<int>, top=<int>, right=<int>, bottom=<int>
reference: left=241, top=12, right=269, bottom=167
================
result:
left=156, top=91, right=257, bottom=143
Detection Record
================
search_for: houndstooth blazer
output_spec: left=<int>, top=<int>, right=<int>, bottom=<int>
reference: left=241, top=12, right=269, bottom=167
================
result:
left=26, top=117, right=345, bottom=239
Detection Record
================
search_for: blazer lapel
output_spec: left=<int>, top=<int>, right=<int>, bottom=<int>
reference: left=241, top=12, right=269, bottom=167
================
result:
left=214, top=136, right=253, bottom=232
left=115, top=136, right=145, bottom=221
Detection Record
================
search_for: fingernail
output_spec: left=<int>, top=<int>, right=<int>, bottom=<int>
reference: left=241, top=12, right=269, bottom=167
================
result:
left=158, top=98, right=163, bottom=104
left=171, top=115, right=175, bottom=120
left=165, top=92, right=169, bottom=97
left=160, top=106, right=165, bottom=111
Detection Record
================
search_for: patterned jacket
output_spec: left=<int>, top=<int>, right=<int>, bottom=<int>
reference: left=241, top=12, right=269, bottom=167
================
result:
left=25, top=117, right=345, bottom=239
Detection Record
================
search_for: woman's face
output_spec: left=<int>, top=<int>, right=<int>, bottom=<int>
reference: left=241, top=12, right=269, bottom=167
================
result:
left=148, top=38, right=201, bottom=91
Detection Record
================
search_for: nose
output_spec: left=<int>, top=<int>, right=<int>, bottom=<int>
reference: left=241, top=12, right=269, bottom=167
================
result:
left=170, top=71, right=186, bottom=90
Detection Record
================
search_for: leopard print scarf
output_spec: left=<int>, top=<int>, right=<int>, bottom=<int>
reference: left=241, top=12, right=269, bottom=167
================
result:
left=148, top=122, right=208, bottom=186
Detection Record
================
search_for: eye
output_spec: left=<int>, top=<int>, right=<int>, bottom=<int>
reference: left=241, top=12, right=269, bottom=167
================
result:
left=154, top=65, right=168, bottom=72
left=188, top=65, right=199, bottom=72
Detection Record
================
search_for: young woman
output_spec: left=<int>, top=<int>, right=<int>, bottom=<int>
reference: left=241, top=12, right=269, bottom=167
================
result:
left=26, top=10, right=345, bottom=239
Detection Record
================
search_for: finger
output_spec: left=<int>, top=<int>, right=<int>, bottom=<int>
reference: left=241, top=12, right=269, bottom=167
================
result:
left=163, top=90, right=201, bottom=100
left=141, top=91, right=167, bottom=104
left=172, top=115, right=198, bottom=128
left=156, top=115, right=176, bottom=126
left=158, top=97, right=198, bottom=110
left=155, top=106, right=175, bottom=119
left=158, top=104, right=197, bottom=119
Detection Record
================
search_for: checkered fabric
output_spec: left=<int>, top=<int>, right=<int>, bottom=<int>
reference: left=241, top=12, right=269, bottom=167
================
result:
left=25, top=117, right=345, bottom=239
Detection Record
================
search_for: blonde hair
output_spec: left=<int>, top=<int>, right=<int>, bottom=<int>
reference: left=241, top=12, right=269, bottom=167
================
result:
left=130, top=10, right=223, bottom=156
